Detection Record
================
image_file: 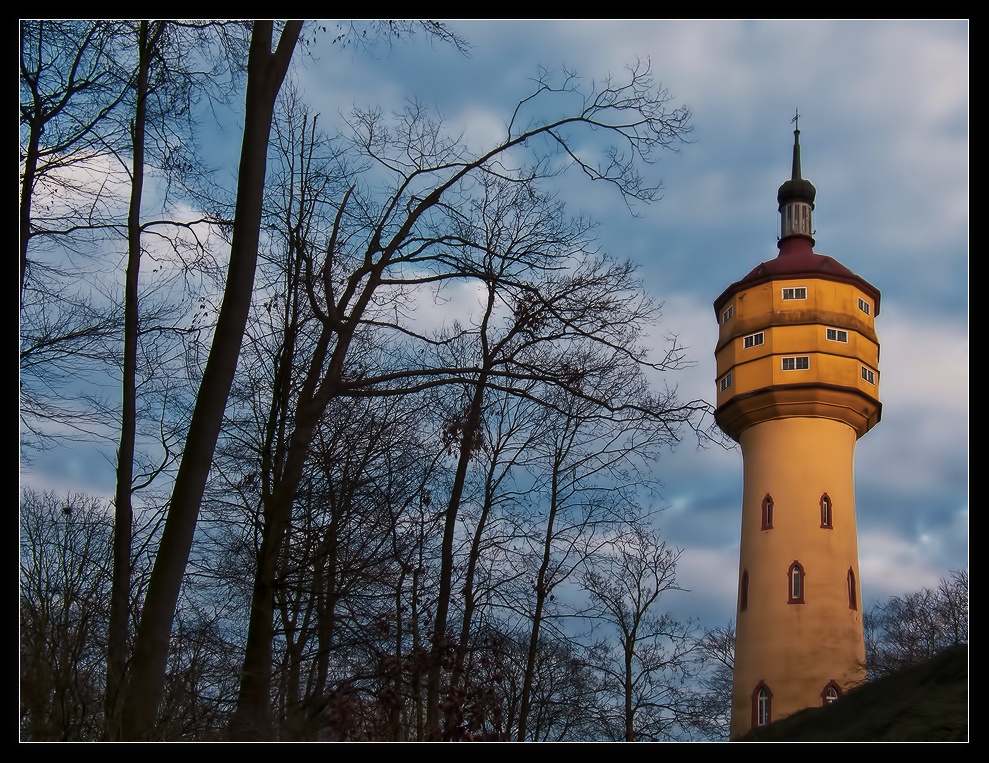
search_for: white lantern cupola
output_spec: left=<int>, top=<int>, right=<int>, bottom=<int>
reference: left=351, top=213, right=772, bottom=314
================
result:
left=777, top=111, right=817, bottom=247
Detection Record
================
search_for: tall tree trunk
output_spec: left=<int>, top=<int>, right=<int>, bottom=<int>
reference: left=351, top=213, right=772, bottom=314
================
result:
left=426, top=279, right=510, bottom=734
left=228, top=221, right=380, bottom=739
left=517, top=453, right=560, bottom=741
left=624, top=639, right=635, bottom=741
left=19, top=111, right=39, bottom=306
left=119, top=20, right=301, bottom=741
left=450, top=474, right=496, bottom=692
left=227, top=361, right=340, bottom=739
left=426, top=374, right=487, bottom=732
left=105, top=20, right=163, bottom=741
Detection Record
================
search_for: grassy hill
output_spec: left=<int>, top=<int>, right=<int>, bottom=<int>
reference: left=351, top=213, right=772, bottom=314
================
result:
left=735, top=644, right=969, bottom=742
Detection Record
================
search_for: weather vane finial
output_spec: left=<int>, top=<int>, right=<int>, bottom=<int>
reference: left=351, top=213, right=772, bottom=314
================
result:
left=791, top=108, right=800, bottom=132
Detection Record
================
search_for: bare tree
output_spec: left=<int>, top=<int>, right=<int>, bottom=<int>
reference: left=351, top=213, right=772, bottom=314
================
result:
left=227, top=60, right=693, bottom=739
left=109, top=17, right=256, bottom=728
left=119, top=20, right=303, bottom=742
left=19, top=489, right=113, bottom=741
left=21, top=24, right=707, bottom=742
left=446, top=380, right=543, bottom=699
left=418, top=176, right=599, bottom=732
left=687, top=621, right=734, bottom=740
left=19, top=20, right=128, bottom=306
left=19, top=20, right=131, bottom=454
left=504, top=632, right=600, bottom=741
left=580, top=525, right=697, bottom=741
left=864, top=570, right=969, bottom=680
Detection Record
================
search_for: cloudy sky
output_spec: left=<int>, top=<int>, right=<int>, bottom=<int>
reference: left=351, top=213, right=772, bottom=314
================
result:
left=293, top=18, right=970, bottom=632
left=21, top=20, right=968, bottom=635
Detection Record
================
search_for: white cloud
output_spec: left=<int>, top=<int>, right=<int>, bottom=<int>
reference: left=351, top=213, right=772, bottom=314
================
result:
left=859, top=519, right=968, bottom=604
left=670, top=544, right=740, bottom=629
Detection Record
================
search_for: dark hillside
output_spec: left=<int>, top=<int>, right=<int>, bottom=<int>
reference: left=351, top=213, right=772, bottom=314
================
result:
left=736, top=645, right=969, bottom=742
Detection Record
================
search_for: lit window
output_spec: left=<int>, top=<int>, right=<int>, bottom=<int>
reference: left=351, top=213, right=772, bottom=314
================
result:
left=861, top=366, right=875, bottom=384
left=782, top=287, right=807, bottom=300
left=858, top=297, right=871, bottom=315
left=720, top=372, right=732, bottom=392
left=782, top=356, right=810, bottom=371
left=847, top=569, right=857, bottom=610
left=761, top=494, right=773, bottom=530
left=744, top=332, right=765, bottom=349
left=722, top=304, right=734, bottom=323
left=788, top=561, right=805, bottom=604
left=826, top=328, right=848, bottom=343
left=820, top=494, right=832, bottom=528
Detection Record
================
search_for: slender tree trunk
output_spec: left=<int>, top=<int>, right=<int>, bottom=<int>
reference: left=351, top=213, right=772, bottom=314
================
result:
left=19, top=119, right=39, bottom=306
left=410, top=563, right=425, bottom=741
left=389, top=563, right=407, bottom=742
left=119, top=20, right=301, bottom=741
left=228, top=229, right=385, bottom=738
left=105, top=20, right=163, bottom=741
left=227, top=366, right=340, bottom=739
left=624, top=639, right=635, bottom=741
left=517, top=456, right=559, bottom=741
left=451, top=476, right=495, bottom=691
left=305, top=524, right=339, bottom=739
left=18, top=21, right=45, bottom=307
left=426, top=375, right=487, bottom=732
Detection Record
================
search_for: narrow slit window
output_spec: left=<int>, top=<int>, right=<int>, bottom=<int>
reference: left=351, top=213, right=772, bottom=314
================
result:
left=847, top=569, right=857, bottom=610
left=820, top=494, right=832, bottom=528
left=754, top=684, right=772, bottom=728
left=788, top=561, right=805, bottom=604
left=762, top=494, right=773, bottom=530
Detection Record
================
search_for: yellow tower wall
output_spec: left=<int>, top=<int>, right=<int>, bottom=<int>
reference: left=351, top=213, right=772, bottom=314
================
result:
left=729, top=416, right=867, bottom=739
left=714, top=276, right=881, bottom=442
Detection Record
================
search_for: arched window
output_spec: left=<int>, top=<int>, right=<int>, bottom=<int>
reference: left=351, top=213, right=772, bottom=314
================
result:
left=822, top=681, right=842, bottom=705
left=740, top=569, right=749, bottom=612
left=788, top=561, right=805, bottom=604
left=847, top=568, right=857, bottom=610
left=761, top=494, right=774, bottom=530
left=820, top=493, right=833, bottom=528
left=752, top=682, right=773, bottom=728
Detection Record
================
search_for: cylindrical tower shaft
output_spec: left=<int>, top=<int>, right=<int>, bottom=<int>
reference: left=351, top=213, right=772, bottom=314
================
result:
left=729, top=417, right=866, bottom=739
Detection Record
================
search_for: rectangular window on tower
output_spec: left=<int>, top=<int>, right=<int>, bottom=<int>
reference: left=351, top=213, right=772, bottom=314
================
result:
left=826, top=328, right=848, bottom=343
left=782, top=356, right=810, bottom=371
left=861, top=366, right=875, bottom=384
left=722, top=304, right=734, bottom=323
left=782, top=287, right=807, bottom=300
left=744, top=332, right=765, bottom=349
left=720, top=372, right=732, bottom=392
left=858, top=297, right=871, bottom=315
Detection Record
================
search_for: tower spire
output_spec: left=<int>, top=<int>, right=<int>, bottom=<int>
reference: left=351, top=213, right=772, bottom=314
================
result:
left=791, top=109, right=802, bottom=180
left=777, top=112, right=816, bottom=249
